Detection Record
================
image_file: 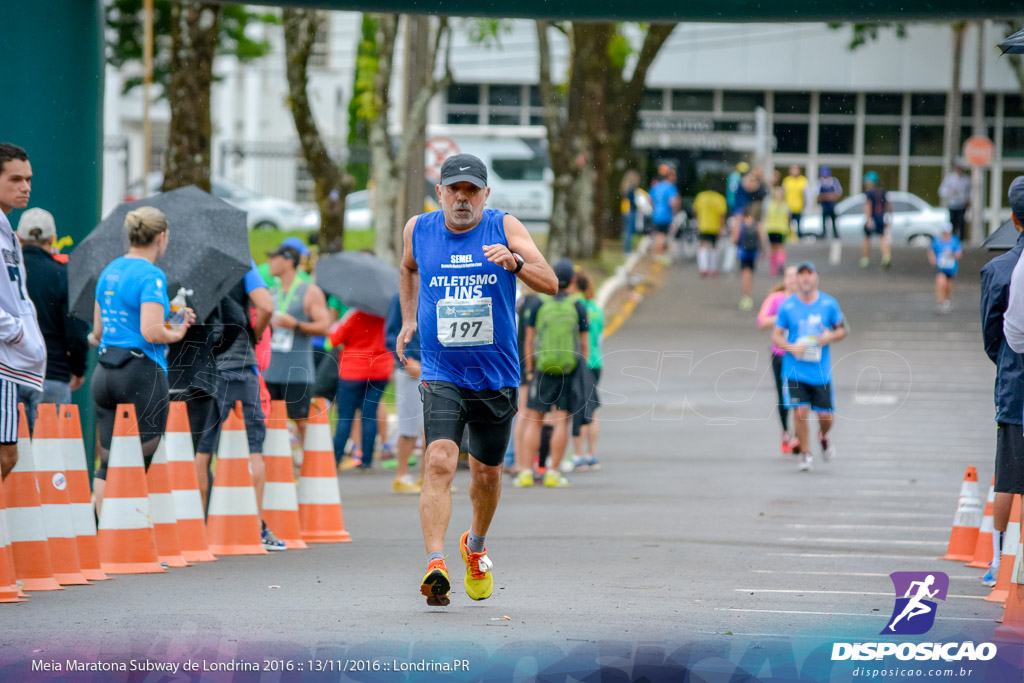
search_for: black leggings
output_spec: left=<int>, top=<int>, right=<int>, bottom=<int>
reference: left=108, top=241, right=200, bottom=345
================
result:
left=92, top=353, right=169, bottom=480
left=822, top=209, right=838, bottom=239
left=771, top=353, right=789, bottom=432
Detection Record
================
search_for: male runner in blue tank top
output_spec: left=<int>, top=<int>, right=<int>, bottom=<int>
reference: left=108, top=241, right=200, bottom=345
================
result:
left=397, top=153, right=558, bottom=606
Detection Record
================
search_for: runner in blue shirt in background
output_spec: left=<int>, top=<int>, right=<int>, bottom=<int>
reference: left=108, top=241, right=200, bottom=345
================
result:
left=649, top=164, right=680, bottom=262
left=772, top=261, right=848, bottom=472
left=928, top=226, right=962, bottom=315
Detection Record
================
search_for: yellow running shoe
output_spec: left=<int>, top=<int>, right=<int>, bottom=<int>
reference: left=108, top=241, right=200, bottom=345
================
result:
left=513, top=470, right=534, bottom=487
left=460, top=530, right=493, bottom=601
left=420, top=558, right=451, bottom=606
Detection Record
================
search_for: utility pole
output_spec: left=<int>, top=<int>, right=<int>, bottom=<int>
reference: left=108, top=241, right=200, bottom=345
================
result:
left=142, top=0, right=154, bottom=196
left=969, top=20, right=987, bottom=244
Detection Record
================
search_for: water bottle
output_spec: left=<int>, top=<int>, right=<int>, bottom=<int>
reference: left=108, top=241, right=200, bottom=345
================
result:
left=167, top=287, right=193, bottom=326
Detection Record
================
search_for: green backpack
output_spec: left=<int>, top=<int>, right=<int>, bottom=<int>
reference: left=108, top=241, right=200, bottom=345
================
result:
left=534, top=294, right=580, bottom=375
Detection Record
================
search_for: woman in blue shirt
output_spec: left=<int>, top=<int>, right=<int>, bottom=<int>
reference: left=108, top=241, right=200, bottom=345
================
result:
left=90, top=206, right=194, bottom=513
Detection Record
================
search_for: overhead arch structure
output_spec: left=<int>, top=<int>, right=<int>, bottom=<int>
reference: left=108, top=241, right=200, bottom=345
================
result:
left=3, top=1, right=1017, bottom=245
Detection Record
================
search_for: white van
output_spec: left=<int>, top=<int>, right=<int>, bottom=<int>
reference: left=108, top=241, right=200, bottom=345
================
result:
left=425, top=131, right=553, bottom=228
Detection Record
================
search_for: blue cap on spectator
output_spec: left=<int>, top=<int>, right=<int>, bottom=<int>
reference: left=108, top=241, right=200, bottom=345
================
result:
left=280, top=236, right=310, bottom=256
left=796, top=261, right=816, bottom=274
left=1009, top=176, right=1024, bottom=222
left=820, top=166, right=831, bottom=177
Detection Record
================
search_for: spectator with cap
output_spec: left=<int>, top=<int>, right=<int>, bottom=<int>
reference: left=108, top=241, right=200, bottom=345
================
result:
left=939, top=163, right=971, bottom=241
left=16, top=207, right=88, bottom=432
left=264, top=242, right=332, bottom=444
left=516, top=258, right=589, bottom=488
left=982, top=175, right=1024, bottom=588
left=815, top=167, right=843, bottom=259
left=258, top=236, right=311, bottom=286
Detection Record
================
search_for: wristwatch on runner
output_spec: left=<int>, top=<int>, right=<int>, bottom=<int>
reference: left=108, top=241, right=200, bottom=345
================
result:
left=510, top=252, right=525, bottom=274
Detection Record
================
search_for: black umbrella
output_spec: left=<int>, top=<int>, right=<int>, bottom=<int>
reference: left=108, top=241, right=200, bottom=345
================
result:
left=998, top=28, right=1024, bottom=55
left=68, top=186, right=252, bottom=322
left=983, top=219, right=1019, bottom=250
left=315, top=251, right=398, bottom=317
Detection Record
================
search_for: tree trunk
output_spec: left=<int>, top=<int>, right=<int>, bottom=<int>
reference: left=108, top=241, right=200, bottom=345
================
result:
left=283, top=8, right=352, bottom=254
left=369, top=15, right=451, bottom=265
left=537, top=21, right=573, bottom=260
left=943, top=22, right=966, bottom=175
left=163, top=1, right=220, bottom=192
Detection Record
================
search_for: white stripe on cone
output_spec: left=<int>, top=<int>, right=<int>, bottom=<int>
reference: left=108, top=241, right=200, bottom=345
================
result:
left=303, top=422, right=332, bottom=452
left=97, top=497, right=153, bottom=531
left=163, top=432, right=196, bottom=462
left=217, top=428, right=250, bottom=460
left=263, top=428, right=290, bottom=457
left=262, top=482, right=299, bottom=511
left=5, top=506, right=50, bottom=544
left=1005, top=519, right=1021, bottom=559
left=298, top=477, right=342, bottom=506
left=208, top=487, right=259, bottom=517
left=39, top=504, right=76, bottom=541
left=33, top=447, right=64, bottom=473
left=149, top=492, right=177, bottom=526
left=171, top=490, right=204, bottom=521
left=108, top=435, right=144, bottom=468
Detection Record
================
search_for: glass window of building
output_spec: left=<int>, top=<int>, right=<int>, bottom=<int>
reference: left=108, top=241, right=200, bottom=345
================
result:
left=529, top=86, right=542, bottom=107
left=448, top=84, right=481, bottom=106
left=722, top=90, right=765, bottom=113
left=864, top=124, right=902, bottom=156
left=1004, top=127, right=1024, bottom=158
left=962, top=94, right=997, bottom=117
left=774, top=92, right=810, bottom=114
left=447, top=111, right=480, bottom=125
left=488, top=112, right=520, bottom=126
left=910, top=94, right=946, bottom=117
left=773, top=123, right=809, bottom=154
left=865, top=93, right=903, bottom=116
left=819, top=124, right=855, bottom=154
left=671, top=89, right=713, bottom=112
left=1006, top=95, right=1024, bottom=117
left=908, top=166, right=943, bottom=205
left=865, top=165, right=899, bottom=193
left=489, top=85, right=522, bottom=107
left=820, top=92, right=856, bottom=115
left=641, top=89, right=664, bottom=111
left=910, top=125, right=944, bottom=156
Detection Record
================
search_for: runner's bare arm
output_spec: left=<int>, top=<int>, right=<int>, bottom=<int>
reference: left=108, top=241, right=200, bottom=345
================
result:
left=249, top=287, right=274, bottom=340
left=398, top=216, right=420, bottom=363
left=821, top=320, right=848, bottom=345
left=300, top=284, right=332, bottom=337
left=92, top=302, right=103, bottom=344
left=489, top=214, right=557, bottom=295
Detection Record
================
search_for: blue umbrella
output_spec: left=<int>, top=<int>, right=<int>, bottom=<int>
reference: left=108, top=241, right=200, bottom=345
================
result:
left=68, top=186, right=251, bottom=322
left=998, top=28, right=1024, bottom=54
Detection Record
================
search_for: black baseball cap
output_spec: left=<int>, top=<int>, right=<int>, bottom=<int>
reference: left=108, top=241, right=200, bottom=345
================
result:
left=553, top=258, right=575, bottom=288
left=267, top=245, right=302, bottom=266
left=796, top=261, right=816, bottom=274
left=1009, top=176, right=1024, bottom=222
left=440, top=154, right=488, bottom=188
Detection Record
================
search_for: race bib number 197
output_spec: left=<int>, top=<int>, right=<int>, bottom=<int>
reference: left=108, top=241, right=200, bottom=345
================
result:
left=436, top=297, right=494, bottom=347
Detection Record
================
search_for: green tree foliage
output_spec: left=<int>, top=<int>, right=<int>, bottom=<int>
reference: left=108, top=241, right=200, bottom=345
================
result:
left=827, top=22, right=907, bottom=50
left=104, top=0, right=276, bottom=95
left=346, top=14, right=379, bottom=191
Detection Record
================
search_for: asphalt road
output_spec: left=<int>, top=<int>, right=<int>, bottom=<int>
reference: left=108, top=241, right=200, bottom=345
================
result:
left=1, top=242, right=1020, bottom=680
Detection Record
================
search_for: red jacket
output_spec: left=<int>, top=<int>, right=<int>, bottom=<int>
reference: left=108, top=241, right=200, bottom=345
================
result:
left=328, top=310, right=394, bottom=381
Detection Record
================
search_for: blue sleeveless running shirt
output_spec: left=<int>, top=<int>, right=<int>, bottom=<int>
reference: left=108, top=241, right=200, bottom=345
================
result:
left=413, top=209, right=519, bottom=391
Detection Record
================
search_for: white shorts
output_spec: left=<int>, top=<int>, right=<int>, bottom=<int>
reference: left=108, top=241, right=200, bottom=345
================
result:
left=395, top=367, right=425, bottom=438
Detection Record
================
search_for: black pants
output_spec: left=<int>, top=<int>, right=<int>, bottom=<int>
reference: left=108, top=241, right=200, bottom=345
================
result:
left=949, top=208, right=966, bottom=241
left=822, top=209, right=838, bottom=239
left=771, top=354, right=788, bottom=432
left=92, top=353, right=169, bottom=479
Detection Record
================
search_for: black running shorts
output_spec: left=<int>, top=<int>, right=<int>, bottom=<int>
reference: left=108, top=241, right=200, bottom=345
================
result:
left=419, top=380, right=518, bottom=467
left=527, top=369, right=578, bottom=413
left=995, top=422, right=1024, bottom=494
left=785, top=379, right=834, bottom=413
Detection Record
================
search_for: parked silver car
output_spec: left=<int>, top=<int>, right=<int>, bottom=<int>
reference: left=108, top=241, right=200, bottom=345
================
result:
left=800, top=191, right=951, bottom=245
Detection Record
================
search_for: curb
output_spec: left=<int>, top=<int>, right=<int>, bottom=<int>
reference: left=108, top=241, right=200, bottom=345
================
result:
left=597, top=236, right=653, bottom=338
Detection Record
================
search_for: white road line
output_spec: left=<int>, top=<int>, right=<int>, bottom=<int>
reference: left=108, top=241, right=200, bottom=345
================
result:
left=733, top=589, right=987, bottom=600
left=779, top=537, right=945, bottom=546
left=750, top=570, right=983, bottom=580
left=769, top=553, right=936, bottom=560
left=714, top=608, right=995, bottom=623
left=784, top=524, right=949, bottom=532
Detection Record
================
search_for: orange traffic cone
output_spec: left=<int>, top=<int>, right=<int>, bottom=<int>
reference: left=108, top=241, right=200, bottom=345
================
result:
left=940, top=466, right=982, bottom=562
left=994, top=518, right=1024, bottom=641
left=0, top=474, right=27, bottom=602
left=299, top=398, right=351, bottom=543
left=967, top=477, right=996, bottom=569
left=164, top=402, right=215, bottom=562
left=987, top=494, right=1021, bottom=604
left=206, top=403, right=266, bottom=555
left=147, top=441, right=189, bottom=567
left=262, top=401, right=306, bottom=549
left=97, top=404, right=165, bottom=574
left=3, top=406, right=63, bottom=591
left=57, top=404, right=108, bottom=581
left=33, top=404, right=89, bottom=585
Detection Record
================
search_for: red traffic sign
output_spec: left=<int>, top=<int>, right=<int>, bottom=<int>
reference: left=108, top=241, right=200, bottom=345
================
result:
left=425, top=137, right=460, bottom=182
left=963, top=136, right=994, bottom=167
